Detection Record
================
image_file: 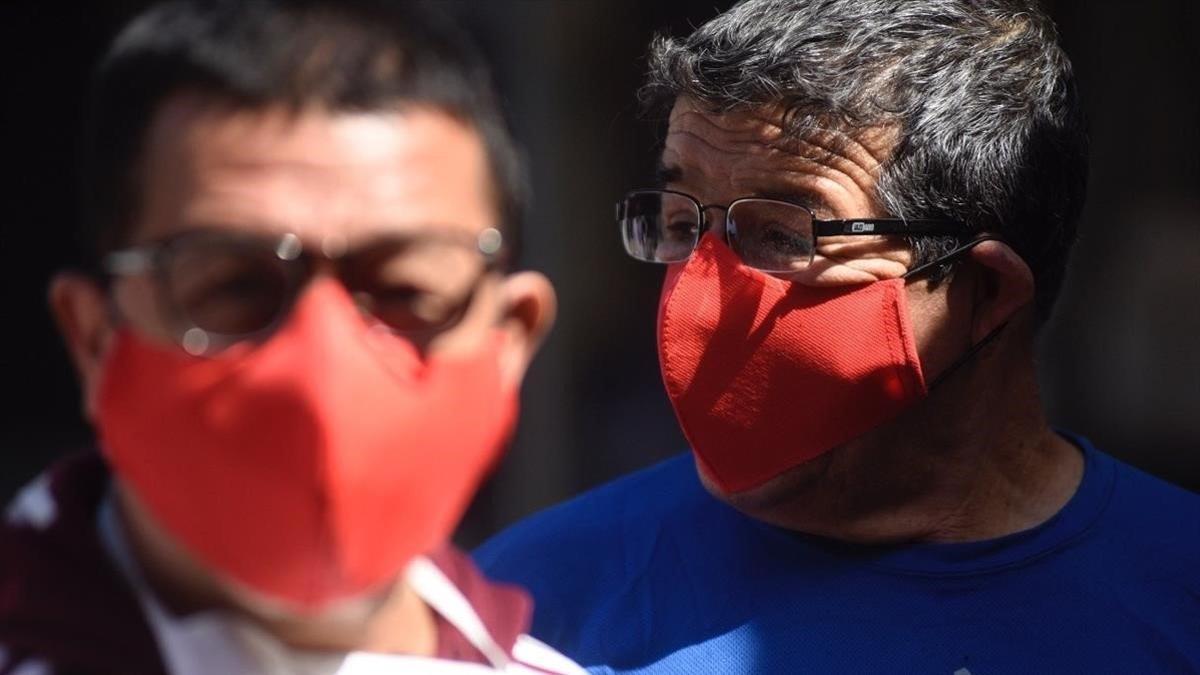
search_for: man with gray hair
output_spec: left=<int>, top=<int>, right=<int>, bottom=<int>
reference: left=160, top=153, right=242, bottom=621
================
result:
left=477, top=1, right=1200, bottom=672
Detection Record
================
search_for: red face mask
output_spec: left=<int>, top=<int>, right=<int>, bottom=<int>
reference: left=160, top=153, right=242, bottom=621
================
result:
left=658, top=235, right=927, bottom=494
left=96, top=279, right=516, bottom=611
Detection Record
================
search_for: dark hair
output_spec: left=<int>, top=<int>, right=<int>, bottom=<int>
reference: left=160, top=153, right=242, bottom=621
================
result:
left=83, top=0, right=525, bottom=265
left=643, top=0, right=1088, bottom=320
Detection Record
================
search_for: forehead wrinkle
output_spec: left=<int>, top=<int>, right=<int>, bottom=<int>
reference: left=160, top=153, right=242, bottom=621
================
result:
left=785, top=125, right=893, bottom=165
left=672, top=133, right=882, bottom=217
left=664, top=127, right=781, bottom=171
left=786, top=132, right=890, bottom=194
left=660, top=132, right=752, bottom=199
left=666, top=102, right=891, bottom=215
left=757, top=151, right=882, bottom=217
left=663, top=121, right=796, bottom=203
left=742, top=167, right=874, bottom=219
left=668, top=105, right=787, bottom=152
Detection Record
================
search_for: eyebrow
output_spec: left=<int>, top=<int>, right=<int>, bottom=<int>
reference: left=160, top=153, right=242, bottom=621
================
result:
left=654, top=160, right=683, bottom=186
left=755, top=189, right=830, bottom=215
left=654, top=161, right=830, bottom=214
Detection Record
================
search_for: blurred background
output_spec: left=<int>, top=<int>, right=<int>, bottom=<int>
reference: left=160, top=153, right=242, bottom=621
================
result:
left=1, top=0, right=1197, bottom=548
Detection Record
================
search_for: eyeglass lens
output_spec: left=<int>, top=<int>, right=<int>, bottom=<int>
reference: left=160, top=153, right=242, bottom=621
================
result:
left=341, top=238, right=483, bottom=333
left=620, top=191, right=702, bottom=263
left=165, top=237, right=293, bottom=336
left=726, top=199, right=816, bottom=273
left=620, top=191, right=817, bottom=272
left=159, top=232, right=486, bottom=339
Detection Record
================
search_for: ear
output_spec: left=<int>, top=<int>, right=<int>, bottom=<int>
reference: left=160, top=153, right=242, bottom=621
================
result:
left=48, top=272, right=115, bottom=421
left=495, top=271, right=556, bottom=388
left=965, top=241, right=1035, bottom=343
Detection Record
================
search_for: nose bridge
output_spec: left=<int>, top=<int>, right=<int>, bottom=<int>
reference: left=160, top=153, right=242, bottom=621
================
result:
left=699, top=202, right=729, bottom=238
left=285, top=277, right=360, bottom=351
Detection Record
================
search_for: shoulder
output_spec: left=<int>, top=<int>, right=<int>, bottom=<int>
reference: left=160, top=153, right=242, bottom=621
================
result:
left=1061, top=433, right=1200, bottom=599
left=0, top=453, right=165, bottom=674
left=474, top=454, right=723, bottom=647
left=1101, top=448, right=1200, bottom=559
left=475, top=453, right=704, bottom=574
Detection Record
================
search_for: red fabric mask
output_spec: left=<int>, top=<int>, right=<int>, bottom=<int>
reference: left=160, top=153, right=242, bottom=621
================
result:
left=658, top=235, right=927, bottom=494
left=96, top=278, right=516, bottom=610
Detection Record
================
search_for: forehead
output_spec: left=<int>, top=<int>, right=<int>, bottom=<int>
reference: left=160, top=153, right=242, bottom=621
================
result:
left=134, top=91, right=493, bottom=245
left=661, top=97, right=895, bottom=216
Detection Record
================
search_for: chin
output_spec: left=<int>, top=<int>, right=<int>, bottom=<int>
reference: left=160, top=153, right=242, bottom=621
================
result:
left=222, top=576, right=393, bottom=625
left=692, top=451, right=837, bottom=516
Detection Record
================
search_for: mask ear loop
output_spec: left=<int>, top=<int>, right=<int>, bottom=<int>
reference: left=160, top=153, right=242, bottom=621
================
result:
left=925, top=321, right=1009, bottom=391
left=902, top=234, right=1009, bottom=391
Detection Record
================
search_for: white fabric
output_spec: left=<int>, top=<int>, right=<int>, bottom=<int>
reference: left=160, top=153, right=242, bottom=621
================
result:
left=96, top=495, right=584, bottom=674
left=5, top=474, right=56, bottom=530
left=512, top=635, right=590, bottom=674
left=404, top=556, right=511, bottom=669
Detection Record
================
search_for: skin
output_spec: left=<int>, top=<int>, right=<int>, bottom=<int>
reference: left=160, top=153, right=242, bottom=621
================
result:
left=661, top=97, right=1082, bottom=544
left=48, top=91, right=556, bottom=653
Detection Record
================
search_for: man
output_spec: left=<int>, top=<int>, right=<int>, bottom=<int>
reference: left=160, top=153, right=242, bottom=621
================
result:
left=0, top=1, right=585, bottom=673
left=477, top=0, right=1200, bottom=672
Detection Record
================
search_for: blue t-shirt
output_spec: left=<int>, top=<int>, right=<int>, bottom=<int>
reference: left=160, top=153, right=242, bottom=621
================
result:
left=476, top=434, right=1200, bottom=674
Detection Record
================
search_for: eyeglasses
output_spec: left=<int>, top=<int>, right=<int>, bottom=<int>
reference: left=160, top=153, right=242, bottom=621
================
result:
left=104, top=226, right=506, bottom=355
left=616, top=189, right=966, bottom=273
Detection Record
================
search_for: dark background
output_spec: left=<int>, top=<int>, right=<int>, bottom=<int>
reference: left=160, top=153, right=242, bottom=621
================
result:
left=1, top=1, right=1197, bottom=547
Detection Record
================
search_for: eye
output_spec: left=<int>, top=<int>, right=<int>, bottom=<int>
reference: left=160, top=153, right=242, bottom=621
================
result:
left=363, top=283, right=437, bottom=314
left=355, top=284, right=462, bottom=333
left=167, top=243, right=291, bottom=335
left=666, top=221, right=699, bottom=238
left=662, top=211, right=700, bottom=239
left=197, top=271, right=273, bottom=299
left=756, top=223, right=811, bottom=254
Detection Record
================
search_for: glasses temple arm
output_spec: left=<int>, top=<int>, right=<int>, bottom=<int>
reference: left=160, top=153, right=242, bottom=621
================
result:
left=812, top=219, right=967, bottom=237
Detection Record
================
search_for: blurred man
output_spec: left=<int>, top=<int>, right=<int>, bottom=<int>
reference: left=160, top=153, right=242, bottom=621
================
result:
left=478, top=0, right=1200, bottom=672
left=0, top=1, right=585, bottom=673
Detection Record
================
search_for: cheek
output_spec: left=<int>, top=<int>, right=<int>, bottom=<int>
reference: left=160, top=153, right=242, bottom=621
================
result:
left=903, top=280, right=962, bottom=380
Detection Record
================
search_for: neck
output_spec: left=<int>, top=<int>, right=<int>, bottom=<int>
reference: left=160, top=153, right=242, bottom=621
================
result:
left=236, top=579, right=438, bottom=655
left=112, top=486, right=437, bottom=655
left=715, top=340, right=1084, bottom=544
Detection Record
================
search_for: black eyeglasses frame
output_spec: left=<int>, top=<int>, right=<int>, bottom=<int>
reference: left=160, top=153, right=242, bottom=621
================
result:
left=617, top=188, right=972, bottom=273
left=102, top=226, right=506, bottom=355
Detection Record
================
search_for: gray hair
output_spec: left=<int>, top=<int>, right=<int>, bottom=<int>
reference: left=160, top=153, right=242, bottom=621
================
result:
left=643, top=0, right=1088, bottom=320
